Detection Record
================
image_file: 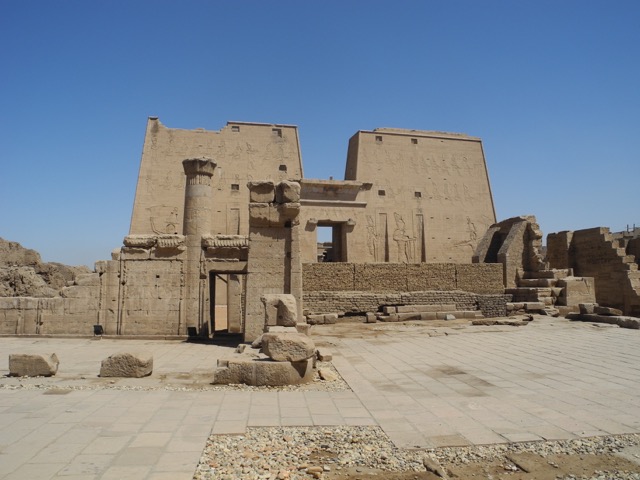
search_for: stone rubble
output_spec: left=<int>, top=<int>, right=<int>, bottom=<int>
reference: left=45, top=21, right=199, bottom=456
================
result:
left=193, top=426, right=640, bottom=480
left=0, top=361, right=348, bottom=393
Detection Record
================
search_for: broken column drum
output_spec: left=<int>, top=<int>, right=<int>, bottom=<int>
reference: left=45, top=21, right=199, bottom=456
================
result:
left=182, top=158, right=216, bottom=335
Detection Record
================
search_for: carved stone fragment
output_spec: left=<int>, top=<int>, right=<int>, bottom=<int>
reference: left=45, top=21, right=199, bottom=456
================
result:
left=9, top=353, right=59, bottom=377
left=262, top=332, right=316, bottom=362
left=100, top=352, right=153, bottom=378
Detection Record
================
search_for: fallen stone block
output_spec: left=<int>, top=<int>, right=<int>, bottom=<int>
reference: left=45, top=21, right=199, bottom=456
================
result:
left=381, top=313, right=400, bottom=322
left=306, top=314, right=325, bottom=325
left=262, top=294, right=298, bottom=327
left=100, top=352, right=153, bottom=378
left=316, top=347, right=332, bottom=362
left=579, top=303, right=598, bottom=314
left=524, top=302, right=545, bottom=312
left=9, top=353, right=59, bottom=377
left=365, top=312, right=377, bottom=323
left=594, top=306, right=623, bottom=316
left=396, top=312, right=422, bottom=321
left=444, top=313, right=456, bottom=321
left=382, top=306, right=397, bottom=314
left=419, top=312, right=437, bottom=320
left=213, top=357, right=314, bottom=386
left=318, top=367, right=338, bottom=382
left=324, top=313, right=338, bottom=324
left=262, top=332, right=316, bottom=362
left=295, top=323, right=311, bottom=335
left=567, top=313, right=640, bottom=329
left=423, top=455, right=448, bottom=479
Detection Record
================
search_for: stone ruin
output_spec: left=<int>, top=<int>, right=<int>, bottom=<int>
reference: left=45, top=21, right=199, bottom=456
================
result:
left=1, top=118, right=639, bottom=386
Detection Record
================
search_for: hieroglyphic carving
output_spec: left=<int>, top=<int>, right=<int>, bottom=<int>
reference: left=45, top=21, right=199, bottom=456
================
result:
left=393, top=213, right=415, bottom=263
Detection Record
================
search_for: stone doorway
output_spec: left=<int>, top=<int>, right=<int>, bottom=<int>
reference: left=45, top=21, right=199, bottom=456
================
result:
left=317, top=222, right=347, bottom=262
left=208, top=272, right=245, bottom=335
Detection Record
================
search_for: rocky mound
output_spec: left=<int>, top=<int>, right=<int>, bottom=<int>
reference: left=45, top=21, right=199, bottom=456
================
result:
left=0, top=238, right=91, bottom=297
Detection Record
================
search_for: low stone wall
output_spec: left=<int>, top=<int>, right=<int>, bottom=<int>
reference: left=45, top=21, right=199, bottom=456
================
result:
left=303, top=263, right=503, bottom=294
left=303, top=291, right=511, bottom=318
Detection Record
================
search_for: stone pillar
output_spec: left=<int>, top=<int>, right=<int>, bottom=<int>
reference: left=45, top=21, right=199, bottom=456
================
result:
left=227, top=274, right=243, bottom=334
left=182, top=158, right=216, bottom=335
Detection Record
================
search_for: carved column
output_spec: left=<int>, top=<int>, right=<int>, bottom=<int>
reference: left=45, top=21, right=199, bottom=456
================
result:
left=182, top=158, right=216, bottom=335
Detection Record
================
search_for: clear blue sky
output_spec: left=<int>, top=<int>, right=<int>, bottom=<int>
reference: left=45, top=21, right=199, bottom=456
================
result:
left=1, top=1, right=638, bottom=267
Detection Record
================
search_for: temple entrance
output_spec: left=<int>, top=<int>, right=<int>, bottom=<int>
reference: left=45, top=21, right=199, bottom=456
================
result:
left=208, top=272, right=245, bottom=335
left=316, top=222, right=347, bottom=262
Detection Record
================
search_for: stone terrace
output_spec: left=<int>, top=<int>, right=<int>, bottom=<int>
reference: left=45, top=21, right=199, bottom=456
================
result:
left=1, top=317, right=640, bottom=479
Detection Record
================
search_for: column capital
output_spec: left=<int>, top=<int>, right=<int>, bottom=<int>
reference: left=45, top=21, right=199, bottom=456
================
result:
left=182, top=158, right=216, bottom=177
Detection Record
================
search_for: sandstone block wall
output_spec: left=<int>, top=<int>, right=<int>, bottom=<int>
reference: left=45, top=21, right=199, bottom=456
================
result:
left=303, top=291, right=510, bottom=318
left=303, top=263, right=503, bottom=294
left=473, top=216, right=545, bottom=288
left=341, top=129, right=496, bottom=264
left=547, top=227, right=640, bottom=316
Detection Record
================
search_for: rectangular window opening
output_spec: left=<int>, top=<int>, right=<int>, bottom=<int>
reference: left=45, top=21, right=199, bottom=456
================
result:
left=278, top=164, right=287, bottom=172
left=231, top=184, right=240, bottom=191
left=378, top=189, right=386, bottom=196
left=375, top=135, right=383, bottom=143
left=415, top=191, right=422, bottom=198
left=411, top=138, right=418, bottom=144
left=272, top=128, right=282, bottom=137
left=231, top=125, right=240, bottom=132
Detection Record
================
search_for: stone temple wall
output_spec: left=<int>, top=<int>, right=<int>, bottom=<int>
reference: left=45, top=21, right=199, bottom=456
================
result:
left=302, top=262, right=504, bottom=294
left=303, top=291, right=511, bottom=318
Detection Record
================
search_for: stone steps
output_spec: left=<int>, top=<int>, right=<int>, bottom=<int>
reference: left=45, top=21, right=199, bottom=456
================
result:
left=522, top=269, right=572, bottom=280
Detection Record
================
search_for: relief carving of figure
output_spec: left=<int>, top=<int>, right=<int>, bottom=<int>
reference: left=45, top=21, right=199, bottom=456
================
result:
left=467, top=216, right=477, bottom=241
left=149, top=205, right=179, bottom=235
left=366, top=215, right=378, bottom=261
left=393, top=213, right=415, bottom=263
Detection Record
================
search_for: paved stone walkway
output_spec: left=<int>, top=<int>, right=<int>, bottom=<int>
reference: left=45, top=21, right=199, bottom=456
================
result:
left=0, top=317, right=639, bottom=479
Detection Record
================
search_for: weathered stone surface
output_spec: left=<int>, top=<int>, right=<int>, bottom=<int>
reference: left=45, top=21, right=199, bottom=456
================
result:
left=423, top=455, right=448, bottom=478
left=579, top=303, right=598, bottom=314
left=316, top=347, right=333, bottom=362
left=248, top=181, right=275, bottom=203
left=295, top=323, right=310, bottom=335
left=123, top=235, right=156, bottom=248
left=567, top=313, right=640, bottom=329
left=0, top=267, right=58, bottom=298
left=318, top=367, right=337, bottom=382
left=506, top=452, right=542, bottom=473
left=9, top=353, right=59, bottom=377
left=594, top=306, right=623, bottom=316
left=262, top=294, right=298, bottom=327
left=100, top=352, right=153, bottom=378
left=524, top=302, right=545, bottom=312
left=262, top=332, right=316, bottom=362
left=276, top=180, right=301, bottom=203
left=213, top=357, right=314, bottom=386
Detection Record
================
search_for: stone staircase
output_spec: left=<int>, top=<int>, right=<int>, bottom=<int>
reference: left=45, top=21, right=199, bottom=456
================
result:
left=504, top=268, right=598, bottom=316
left=507, top=269, right=571, bottom=303
left=377, top=304, right=484, bottom=322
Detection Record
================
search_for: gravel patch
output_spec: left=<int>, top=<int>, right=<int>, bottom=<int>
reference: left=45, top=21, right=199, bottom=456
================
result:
left=194, top=425, right=640, bottom=480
